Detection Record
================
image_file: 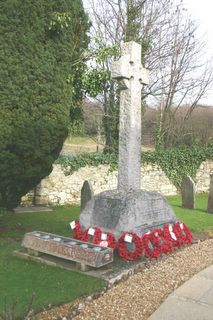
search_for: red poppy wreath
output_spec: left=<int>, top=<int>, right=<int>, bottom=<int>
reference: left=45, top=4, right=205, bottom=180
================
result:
left=142, top=229, right=162, bottom=259
left=70, top=220, right=83, bottom=240
left=93, top=231, right=117, bottom=249
left=117, top=232, right=143, bottom=261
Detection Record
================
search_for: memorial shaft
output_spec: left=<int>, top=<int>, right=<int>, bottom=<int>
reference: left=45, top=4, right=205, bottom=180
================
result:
left=118, top=77, right=142, bottom=191
left=111, top=41, right=149, bottom=192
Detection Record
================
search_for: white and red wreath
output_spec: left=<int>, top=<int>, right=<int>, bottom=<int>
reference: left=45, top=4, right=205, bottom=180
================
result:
left=70, top=220, right=193, bottom=261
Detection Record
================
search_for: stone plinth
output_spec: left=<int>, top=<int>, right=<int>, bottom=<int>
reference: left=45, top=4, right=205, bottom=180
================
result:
left=80, top=189, right=177, bottom=238
left=22, top=231, right=113, bottom=268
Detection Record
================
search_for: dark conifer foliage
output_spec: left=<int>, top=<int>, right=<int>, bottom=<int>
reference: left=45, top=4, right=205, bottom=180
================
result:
left=0, top=0, right=89, bottom=210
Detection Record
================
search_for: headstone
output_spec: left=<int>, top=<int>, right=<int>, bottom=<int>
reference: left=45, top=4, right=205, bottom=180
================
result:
left=80, top=41, right=177, bottom=237
left=207, top=174, right=213, bottom=214
left=181, top=176, right=195, bottom=209
left=81, top=180, right=94, bottom=212
left=22, top=231, right=113, bottom=268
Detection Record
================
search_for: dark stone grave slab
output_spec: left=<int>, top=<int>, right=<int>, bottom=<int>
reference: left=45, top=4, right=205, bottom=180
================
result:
left=15, top=206, right=52, bottom=213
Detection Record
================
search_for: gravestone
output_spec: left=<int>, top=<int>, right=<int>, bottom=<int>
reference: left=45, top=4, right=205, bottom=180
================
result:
left=181, top=176, right=195, bottom=209
left=80, top=41, right=177, bottom=238
left=207, top=174, right=213, bottom=214
left=81, top=180, right=94, bottom=212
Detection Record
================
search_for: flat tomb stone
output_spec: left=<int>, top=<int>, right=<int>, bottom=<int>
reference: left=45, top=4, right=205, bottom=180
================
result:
left=22, top=231, right=113, bottom=268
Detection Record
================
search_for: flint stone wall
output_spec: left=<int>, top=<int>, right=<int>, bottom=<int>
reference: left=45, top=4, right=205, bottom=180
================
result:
left=22, top=160, right=213, bottom=206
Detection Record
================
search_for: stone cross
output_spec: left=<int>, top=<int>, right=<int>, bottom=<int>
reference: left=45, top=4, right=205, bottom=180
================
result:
left=111, top=41, right=149, bottom=191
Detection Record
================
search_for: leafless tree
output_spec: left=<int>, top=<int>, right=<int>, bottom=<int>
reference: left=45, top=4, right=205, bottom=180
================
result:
left=83, top=0, right=213, bottom=149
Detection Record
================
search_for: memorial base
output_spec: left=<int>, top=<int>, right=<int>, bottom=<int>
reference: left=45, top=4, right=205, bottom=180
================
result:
left=80, top=189, right=177, bottom=238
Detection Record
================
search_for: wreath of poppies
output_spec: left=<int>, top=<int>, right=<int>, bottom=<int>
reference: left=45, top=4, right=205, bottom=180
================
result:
left=159, top=230, right=174, bottom=254
left=183, top=223, right=193, bottom=244
left=173, top=222, right=187, bottom=246
left=70, top=220, right=83, bottom=240
left=163, top=224, right=181, bottom=248
left=81, top=227, right=102, bottom=243
left=69, top=220, right=193, bottom=261
left=93, top=231, right=117, bottom=249
left=142, top=229, right=162, bottom=259
left=117, top=232, right=143, bottom=261
left=173, top=222, right=193, bottom=245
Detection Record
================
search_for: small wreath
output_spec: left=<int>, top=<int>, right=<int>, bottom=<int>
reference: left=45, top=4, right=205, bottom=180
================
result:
left=173, top=222, right=187, bottom=246
left=81, top=227, right=102, bottom=243
left=183, top=223, right=193, bottom=244
left=117, top=232, right=143, bottom=261
left=173, top=222, right=193, bottom=245
left=163, top=224, right=180, bottom=248
left=157, top=229, right=173, bottom=254
left=93, top=231, right=117, bottom=249
left=142, top=229, right=162, bottom=259
left=70, top=220, right=83, bottom=240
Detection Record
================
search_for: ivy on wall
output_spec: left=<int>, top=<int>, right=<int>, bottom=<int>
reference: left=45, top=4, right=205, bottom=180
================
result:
left=56, top=152, right=117, bottom=175
left=56, top=144, right=213, bottom=188
left=142, top=144, right=213, bottom=188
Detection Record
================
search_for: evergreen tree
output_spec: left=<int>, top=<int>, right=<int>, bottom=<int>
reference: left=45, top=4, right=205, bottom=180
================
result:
left=0, top=0, right=89, bottom=210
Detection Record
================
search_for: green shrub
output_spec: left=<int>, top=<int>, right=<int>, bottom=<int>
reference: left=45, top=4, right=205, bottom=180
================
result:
left=0, top=0, right=89, bottom=210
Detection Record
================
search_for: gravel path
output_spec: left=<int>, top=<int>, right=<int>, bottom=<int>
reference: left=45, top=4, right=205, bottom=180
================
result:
left=74, top=239, right=213, bottom=320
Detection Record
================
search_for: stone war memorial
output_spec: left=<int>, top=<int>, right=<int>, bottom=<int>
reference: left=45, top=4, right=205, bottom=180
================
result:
left=19, top=41, right=193, bottom=270
left=80, top=41, right=177, bottom=238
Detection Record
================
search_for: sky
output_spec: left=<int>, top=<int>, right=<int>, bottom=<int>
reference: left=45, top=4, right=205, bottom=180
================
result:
left=181, top=0, right=213, bottom=105
left=183, top=0, right=213, bottom=55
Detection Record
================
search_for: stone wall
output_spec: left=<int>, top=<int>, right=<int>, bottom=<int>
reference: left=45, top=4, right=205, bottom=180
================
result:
left=195, top=160, right=213, bottom=192
left=22, top=160, right=213, bottom=206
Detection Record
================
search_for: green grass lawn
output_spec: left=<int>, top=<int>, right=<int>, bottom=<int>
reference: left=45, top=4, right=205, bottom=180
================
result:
left=0, top=205, right=80, bottom=239
left=0, top=206, right=105, bottom=318
left=167, top=193, right=213, bottom=234
left=66, top=136, right=98, bottom=145
left=0, top=194, right=212, bottom=318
